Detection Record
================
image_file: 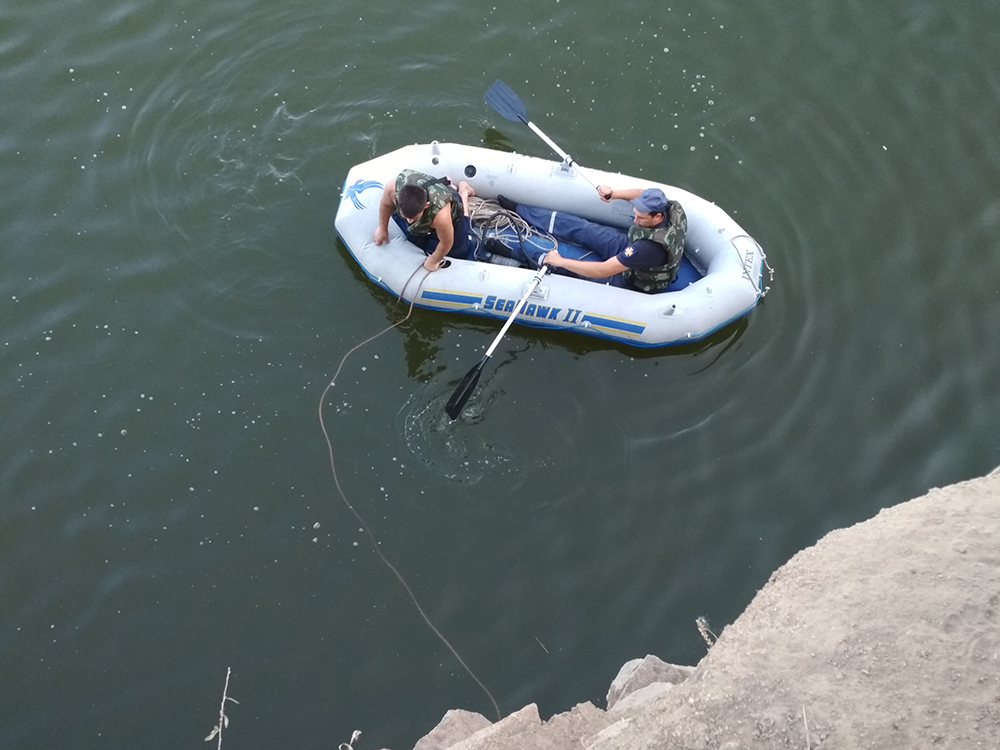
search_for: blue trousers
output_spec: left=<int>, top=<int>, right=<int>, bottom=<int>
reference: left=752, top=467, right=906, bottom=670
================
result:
left=392, top=214, right=474, bottom=260
left=514, top=204, right=629, bottom=286
left=514, top=205, right=629, bottom=261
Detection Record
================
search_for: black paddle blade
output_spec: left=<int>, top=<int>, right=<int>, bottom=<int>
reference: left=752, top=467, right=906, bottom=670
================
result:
left=445, top=357, right=488, bottom=419
left=485, top=80, right=528, bottom=124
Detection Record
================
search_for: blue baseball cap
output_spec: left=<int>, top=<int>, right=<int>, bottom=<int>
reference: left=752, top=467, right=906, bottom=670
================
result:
left=631, top=188, right=668, bottom=215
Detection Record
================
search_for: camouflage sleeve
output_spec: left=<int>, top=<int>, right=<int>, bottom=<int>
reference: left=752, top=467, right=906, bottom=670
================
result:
left=394, top=169, right=414, bottom=194
left=668, top=201, right=688, bottom=235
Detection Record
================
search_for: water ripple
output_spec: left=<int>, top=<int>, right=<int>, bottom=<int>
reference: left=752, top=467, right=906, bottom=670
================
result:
left=4, top=1, right=1000, bottom=749
left=397, top=378, right=533, bottom=485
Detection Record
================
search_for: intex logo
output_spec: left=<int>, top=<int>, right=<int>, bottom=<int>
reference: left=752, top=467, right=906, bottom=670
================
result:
left=741, top=248, right=756, bottom=281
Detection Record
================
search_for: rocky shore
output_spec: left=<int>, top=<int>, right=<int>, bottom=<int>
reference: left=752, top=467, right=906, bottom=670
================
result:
left=401, top=471, right=1000, bottom=750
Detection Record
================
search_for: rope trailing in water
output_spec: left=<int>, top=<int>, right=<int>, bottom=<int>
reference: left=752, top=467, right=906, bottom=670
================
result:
left=317, top=262, right=502, bottom=721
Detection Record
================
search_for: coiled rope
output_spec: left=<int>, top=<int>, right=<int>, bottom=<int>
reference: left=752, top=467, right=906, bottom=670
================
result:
left=467, top=197, right=555, bottom=267
left=317, top=261, right=501, bottom=721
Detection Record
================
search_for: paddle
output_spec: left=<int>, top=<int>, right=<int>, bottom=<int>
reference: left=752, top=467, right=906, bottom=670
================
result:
left=445, top=264, right=550, bottom=419
left=485, top=79, right=599, bottom=189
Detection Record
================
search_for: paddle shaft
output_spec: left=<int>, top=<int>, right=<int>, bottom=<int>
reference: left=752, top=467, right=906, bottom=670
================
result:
left=444, top=265, right=549, bottom=419
left=486, top=79, right=600, bottom=190
left=483, top=265, right=549, bottom=360
left=524, top=120, right=599, bottom=190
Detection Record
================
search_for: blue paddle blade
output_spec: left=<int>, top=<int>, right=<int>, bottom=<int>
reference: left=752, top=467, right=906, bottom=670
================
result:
left=485, top=80, right=528, bottom=124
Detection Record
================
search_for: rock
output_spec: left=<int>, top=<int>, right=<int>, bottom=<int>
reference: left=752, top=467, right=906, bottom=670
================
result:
left=609, top=681, right=675, bottom=712
left=412, top=709, right=492, bottom=750
left=529, top=702, right=615, bottom=748
left=605, top=655, right=695, bottom=710
left=584, top=718, right=633, bottom=747
left=405, top=473, right=1000, bottom=750
left=444, top=704, right=541, bottom=750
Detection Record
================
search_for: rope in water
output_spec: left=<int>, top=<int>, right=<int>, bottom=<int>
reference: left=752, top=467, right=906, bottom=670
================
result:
left=317, top=262, right=501, bottom=721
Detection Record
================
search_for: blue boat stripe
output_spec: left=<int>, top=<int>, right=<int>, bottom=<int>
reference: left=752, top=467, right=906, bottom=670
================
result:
left=580, top=314, right=646, bottom=335
left=421, top=290, right=483, bottom=305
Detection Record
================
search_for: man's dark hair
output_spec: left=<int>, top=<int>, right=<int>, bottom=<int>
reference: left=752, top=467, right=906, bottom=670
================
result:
left=397, top=184, right=428, bottom=219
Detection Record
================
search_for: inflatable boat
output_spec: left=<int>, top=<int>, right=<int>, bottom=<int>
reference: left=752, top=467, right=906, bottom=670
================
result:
left=335, top=141, right=770, bottom=348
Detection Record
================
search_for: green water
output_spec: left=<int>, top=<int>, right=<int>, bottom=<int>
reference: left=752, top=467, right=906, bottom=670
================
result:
left=2, top=0, right=999, bottom=747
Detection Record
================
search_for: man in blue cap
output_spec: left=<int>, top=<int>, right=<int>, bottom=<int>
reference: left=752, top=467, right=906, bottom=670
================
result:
left=498, top=185, right=687, bottom=292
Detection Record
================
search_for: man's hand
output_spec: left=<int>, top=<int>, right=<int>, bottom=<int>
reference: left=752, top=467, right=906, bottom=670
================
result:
left=423, top=256, right=443, bottom=272
left=597, top=185, right=614, bottom=202
left=373, top=226, right=389, bottom=245
left=542, top=249, right=565, bottom=268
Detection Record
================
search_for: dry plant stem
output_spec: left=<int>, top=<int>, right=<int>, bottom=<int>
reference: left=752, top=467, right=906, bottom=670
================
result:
left=205, top=668, right=238, bottom=748
left=696, top=616, right=717, bottom=649
left=802, top=704, right=811, bottom=750
left=217, top=668, right=231, bottom=750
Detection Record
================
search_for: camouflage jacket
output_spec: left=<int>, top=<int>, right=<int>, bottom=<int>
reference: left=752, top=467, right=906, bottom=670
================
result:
left=394, top=170, right=463, bottom=236
left=625, top=201, right=687, bottom=292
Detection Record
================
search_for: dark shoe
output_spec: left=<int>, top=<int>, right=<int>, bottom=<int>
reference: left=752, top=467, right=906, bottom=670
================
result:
left=484, top=237, right=516, bottom=258
left=496, top=194, right=517, bottom=212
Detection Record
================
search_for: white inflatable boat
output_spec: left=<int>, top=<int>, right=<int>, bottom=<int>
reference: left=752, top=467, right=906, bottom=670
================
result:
left=335, top=141, right=769, bottom=348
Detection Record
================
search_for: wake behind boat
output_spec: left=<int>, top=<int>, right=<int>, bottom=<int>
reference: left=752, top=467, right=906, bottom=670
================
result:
left=335, top=141, right=770, bottom=348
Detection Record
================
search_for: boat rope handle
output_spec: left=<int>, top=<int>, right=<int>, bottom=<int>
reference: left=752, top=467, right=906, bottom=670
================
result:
left=759, top=245, right=775, bottom=298
left=733, top=235, right=774, bottom=299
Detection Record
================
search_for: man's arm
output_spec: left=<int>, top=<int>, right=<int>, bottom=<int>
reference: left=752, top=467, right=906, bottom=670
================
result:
left=596, top=185, right=644, bottom=203
left=542, top=249, right=627, bottom=279
left=423, top=209, right=455, bottom=271
left=374, top=182, right=397, bottom=244
left=458, top=181, right=475, bottom=216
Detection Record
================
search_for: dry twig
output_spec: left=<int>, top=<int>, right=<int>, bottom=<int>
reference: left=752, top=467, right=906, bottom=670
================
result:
left=204, top=667, right=239, bottom=748
left=696, top=616, right=717, bottom=648
left=339, top=730, right=362, bottom=750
